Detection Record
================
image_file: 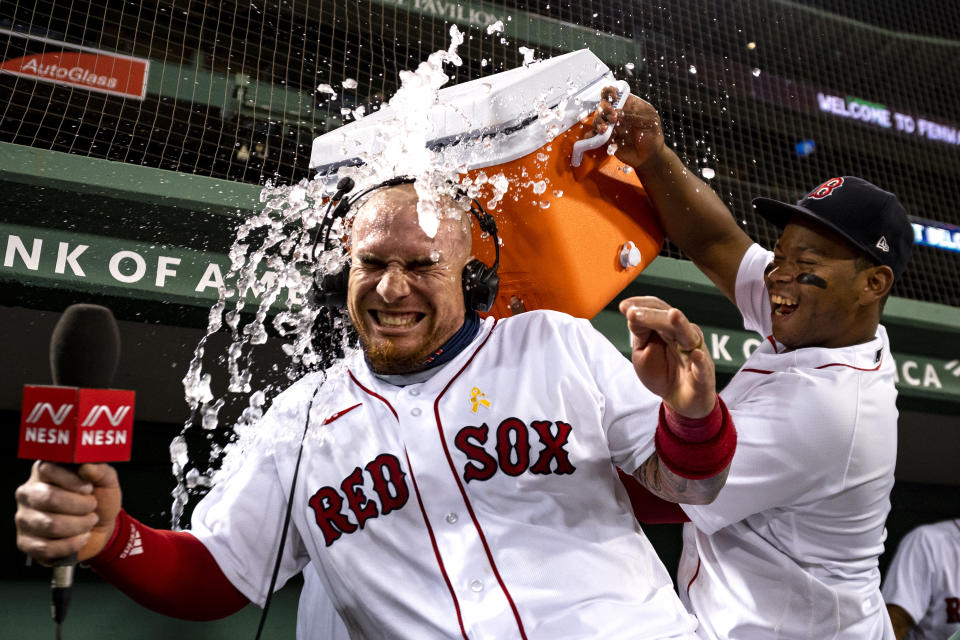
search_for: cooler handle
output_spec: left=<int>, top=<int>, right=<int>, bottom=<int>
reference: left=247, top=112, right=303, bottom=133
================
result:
left=570, top=80, right=631, bottom=167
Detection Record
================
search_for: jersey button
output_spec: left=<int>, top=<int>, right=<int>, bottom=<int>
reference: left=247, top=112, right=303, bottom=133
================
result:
left=470, top=579, right=483, bottom=592
left=445, top=513, right=458, bottom=524
left=411, top=407, right=422, bottom=417
left=409, top=389, right=420, bottom=396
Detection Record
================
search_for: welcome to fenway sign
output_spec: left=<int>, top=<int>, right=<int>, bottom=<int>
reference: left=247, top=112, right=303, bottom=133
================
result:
left=0, top=28, right=148, bottom=100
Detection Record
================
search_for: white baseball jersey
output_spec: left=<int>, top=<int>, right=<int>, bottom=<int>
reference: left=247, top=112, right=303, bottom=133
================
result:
left=298, top=563, right=351, bottom=640
left=882, top=519, right=960, bottom=640
left=192, top=310, right=700, bottom=639
left=678, top=243, right=897, bottom=640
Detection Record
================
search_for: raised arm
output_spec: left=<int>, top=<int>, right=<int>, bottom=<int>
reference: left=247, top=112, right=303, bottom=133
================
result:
left=596, top=87, right=753, bottom=304
left=621, top=296, right=736, bottom=504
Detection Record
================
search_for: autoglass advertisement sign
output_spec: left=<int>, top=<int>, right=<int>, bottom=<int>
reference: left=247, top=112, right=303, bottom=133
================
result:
left=0, top=27, right=149, bottom=100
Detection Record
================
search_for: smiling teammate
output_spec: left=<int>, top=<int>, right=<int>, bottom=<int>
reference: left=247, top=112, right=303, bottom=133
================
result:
left=16, top=182, right=737, bottom=638
left=598, top=88, right=913, bottom=638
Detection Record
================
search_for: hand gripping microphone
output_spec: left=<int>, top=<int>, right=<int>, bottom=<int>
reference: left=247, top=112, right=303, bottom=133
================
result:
left=17, top=304, right=135, bottom=638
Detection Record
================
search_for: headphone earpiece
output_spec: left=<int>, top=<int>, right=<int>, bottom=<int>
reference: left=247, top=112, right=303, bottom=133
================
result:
left=313, top=265, right=350, bottom=308
left=462, top=259, right=499, bottom=313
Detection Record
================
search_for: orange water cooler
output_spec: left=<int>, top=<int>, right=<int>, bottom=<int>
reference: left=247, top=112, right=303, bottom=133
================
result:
left=310, top=49, right=659, bottom=320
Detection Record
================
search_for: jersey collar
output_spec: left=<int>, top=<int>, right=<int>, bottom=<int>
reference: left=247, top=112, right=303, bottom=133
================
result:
left=350, top=316, right=497, bottom=395
left=744, top=325, right=889, bottom=374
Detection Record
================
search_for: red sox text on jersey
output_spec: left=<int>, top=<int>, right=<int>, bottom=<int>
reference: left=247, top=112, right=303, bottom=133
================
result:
left=308, top=418, right=577, bottom=546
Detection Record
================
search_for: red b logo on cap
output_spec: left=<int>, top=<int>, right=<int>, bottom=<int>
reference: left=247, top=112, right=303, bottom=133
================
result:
left=809, top=177, right=844, bottom=199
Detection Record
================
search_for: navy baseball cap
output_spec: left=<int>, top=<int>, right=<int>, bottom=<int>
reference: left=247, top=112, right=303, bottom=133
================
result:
left=752, top=176, right=913, bottom=280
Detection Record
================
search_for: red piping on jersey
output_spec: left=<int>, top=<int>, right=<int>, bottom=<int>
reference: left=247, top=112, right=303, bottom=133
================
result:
left=766, top=335, right=779, bottom=352
left=323, top=402, right=362, bottom=425
left=404, top=448, right=469, bottom=640
left=431, top=319, right=530, bottom=639
left=348, top=370, right=398, bottom=419
left=686, top=557, right=701, bottom=596
left=742, top=345, right=883, bottom=375
left=814, top=360, right=882, bottom=372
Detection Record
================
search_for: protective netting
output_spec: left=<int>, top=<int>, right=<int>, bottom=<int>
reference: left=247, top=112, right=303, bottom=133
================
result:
left=2, top=0, right=959, bottom=305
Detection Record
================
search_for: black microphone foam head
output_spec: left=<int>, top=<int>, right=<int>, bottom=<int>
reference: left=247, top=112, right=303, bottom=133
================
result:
left=336, top=176, right=355, bottom=193
left=50, top=304, right=121, bottom=388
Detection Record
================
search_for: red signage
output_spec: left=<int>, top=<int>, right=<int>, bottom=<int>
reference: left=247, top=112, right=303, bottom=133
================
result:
left=19, top=385, right=135, bottom=463
left=0, top=50, right=149, bottom=99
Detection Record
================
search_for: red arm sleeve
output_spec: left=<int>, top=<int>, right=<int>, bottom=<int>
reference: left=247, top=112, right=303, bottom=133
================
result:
left=87, top=509, right=250, bottom=621
left=616, top=467, right=690, bottom=524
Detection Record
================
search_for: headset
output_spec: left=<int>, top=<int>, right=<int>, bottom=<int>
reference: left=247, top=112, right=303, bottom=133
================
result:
left=310, top=175, right=500, bottom=312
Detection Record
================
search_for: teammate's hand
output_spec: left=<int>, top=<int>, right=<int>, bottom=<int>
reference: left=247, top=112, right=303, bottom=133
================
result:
left=619, top=296, right=715, bottom=418
left=15, top=462, right=122, bottom=564
left=592, top=86, right=666, bottom=169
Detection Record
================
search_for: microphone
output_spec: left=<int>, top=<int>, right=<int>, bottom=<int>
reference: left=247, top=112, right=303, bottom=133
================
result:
left=334, top=175, right=355, bottom=196
left=17, top=304, right=135, bottom=636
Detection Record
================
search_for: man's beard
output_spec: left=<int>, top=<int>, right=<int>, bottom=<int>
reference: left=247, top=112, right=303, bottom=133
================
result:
left=354, top=320, right=443, bottom=375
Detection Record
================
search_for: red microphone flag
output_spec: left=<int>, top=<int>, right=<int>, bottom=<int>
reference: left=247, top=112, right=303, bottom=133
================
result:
left=19, top=385, right=135, bottom=463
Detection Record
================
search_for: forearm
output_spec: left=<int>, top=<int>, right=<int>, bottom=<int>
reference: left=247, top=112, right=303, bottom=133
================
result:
left=635, top=452, right=729, bottom=505
left=88, top=510, right=249, bottom=621
left=632, top=147, right=751, bottom=302
left=634, top=397, right=736, bottom=505
left=617, top=467, right=690, bottom=524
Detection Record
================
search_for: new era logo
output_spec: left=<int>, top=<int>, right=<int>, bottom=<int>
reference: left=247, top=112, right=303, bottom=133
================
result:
left=876, top=236, right=890, bottom=252
left=120, top=523, right=143, bottom=559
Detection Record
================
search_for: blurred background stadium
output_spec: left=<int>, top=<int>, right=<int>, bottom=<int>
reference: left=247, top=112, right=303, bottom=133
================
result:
left=2, top=1, right=958, bottom=638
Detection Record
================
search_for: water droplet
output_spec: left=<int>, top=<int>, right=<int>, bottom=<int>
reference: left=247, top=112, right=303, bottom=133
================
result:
left=518, top=46, right=536, bottom=66
left=688, top=65, right=697, bottom=75
left=752, top=68, right=761, bottom=77
left=341, top=78, right=358, bottom=89
left=701, top=167, right=716, bottom=179
left=486, top=20, right=504, bottom=35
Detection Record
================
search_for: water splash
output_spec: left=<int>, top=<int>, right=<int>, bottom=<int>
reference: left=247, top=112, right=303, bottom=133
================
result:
left=172, top=25, right=588, bottom=528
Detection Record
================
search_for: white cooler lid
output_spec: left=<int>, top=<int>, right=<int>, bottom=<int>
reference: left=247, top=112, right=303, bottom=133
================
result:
left=310, top=48, right=615, bottom=178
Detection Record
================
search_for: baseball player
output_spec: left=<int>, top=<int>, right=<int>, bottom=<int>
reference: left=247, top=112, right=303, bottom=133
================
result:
left=883, top=519, right=960, bottom=639
left=598, top=87, right=913, bottom=639
left=16, top=182, right=738, bottom=638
